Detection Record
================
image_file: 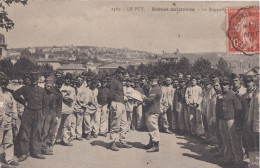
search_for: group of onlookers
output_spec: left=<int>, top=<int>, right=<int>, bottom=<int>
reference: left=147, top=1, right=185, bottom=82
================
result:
left=0, top=66, right=259, bottom=168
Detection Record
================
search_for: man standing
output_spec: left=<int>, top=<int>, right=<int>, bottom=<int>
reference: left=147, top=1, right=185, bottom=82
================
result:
left=98, top=79, right=110, bottom=137
left=133, top=79, right=144, bottom=130
left=108, top=66, right=132, bottom=151
left=174, top=78, right=188, bottom=135
left=41, top=76, right=56, bottom=155
left=83, top=80, right=100, bottom=140
left=240, top=76, right=257, bottom=160
left=49, top=78, right=63, bottom=153
left=217, top=78, right=243, bottom=167
left=185, top=77, right=204, bottom=137
left=13, top=72, right=46, bottom=161
left=73, top=75, right=85, bottom=141
left=59, top=72, right=76, bottom=146
left=0, top=74, right=19, bottom=166
left=123, top=78, right=135, bottom=131
left=160, top=76, right=175, bottom=133
left=143, top=75, right=162, bottom=152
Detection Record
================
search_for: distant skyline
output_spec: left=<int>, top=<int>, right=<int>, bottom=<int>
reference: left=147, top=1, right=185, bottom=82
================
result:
left=1, top=1, right=258, bottom=54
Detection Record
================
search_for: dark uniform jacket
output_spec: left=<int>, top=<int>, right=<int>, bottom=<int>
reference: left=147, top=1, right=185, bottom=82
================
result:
left=98, top=87, right=110, bottom=106
left=216, top=90, right=242, bottom=122
left=52, top=87, right=63, bottom=118
left=43, top=90, right=56, bottom=116
left=240, top=88, right=257, bottom=127
left=144, top=84, right=162, bottom=114
left=13, top=85, right=47, bottom=110
left=108, top=76, right=124, bottom=104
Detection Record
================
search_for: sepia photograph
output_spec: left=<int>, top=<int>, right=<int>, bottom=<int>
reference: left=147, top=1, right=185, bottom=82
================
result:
left=0, top=1, right=259, bottom=168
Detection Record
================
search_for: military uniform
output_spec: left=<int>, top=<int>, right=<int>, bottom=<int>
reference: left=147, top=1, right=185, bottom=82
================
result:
left=13, top=84, right=47, bottom=157
left=0, top=89, right=17, bottom=164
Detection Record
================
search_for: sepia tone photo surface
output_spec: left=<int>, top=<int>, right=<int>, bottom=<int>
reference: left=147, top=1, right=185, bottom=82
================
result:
left=0, top=1, right=259, bottom=168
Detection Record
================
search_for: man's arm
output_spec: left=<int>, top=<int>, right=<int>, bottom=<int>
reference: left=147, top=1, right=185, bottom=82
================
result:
left=13, top=86, right=27, bottom=106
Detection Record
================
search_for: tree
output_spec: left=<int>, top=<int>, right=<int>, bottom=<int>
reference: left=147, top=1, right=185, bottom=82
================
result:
left=0, top=58, right=13, bottom=76
left=176, top=57, right=192, bottom=75
left=0, top=0, right=28, bottom=31
left=192, top=57, right=212, bottom=76
left=217, top=57, right=232, bottom=76
left=12, top=57, right=37, bottom=78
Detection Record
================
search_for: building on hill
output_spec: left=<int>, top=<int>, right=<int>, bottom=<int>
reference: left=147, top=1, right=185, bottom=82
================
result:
left=37, top=59, right=62, bottom=70
left=57, top=64, right=86, bottom=74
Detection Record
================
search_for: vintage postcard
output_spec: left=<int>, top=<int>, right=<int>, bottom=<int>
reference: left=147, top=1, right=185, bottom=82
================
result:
left=0, top=1, right=259, bottom=168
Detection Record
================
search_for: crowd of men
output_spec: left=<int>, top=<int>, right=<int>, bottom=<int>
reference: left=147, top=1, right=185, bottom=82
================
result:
left=0, top=66, right=259, bottom=168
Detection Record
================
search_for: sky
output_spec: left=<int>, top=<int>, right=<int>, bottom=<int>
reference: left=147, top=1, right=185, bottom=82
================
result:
left=1, top=1, right=258, bottom=54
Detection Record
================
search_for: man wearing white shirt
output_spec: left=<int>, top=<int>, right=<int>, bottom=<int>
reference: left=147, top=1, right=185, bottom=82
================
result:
left=160, top=76, right=175, bottom=133
left=185, top=76, right=204, bottom=137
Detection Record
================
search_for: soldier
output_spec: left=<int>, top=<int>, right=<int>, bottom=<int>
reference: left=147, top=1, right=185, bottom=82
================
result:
left=160, top=75, right=175, bottom=134
left=83, top=80, right=100, bottom=140
left=41, top=76, right=57, bottom=155
left=240, top=76, right=258, bottom=160
left=185, top=76, right=204, bottom=137
left=133, top=79, right=144, bottom=130
left=217, top=78, right=243, bottom=167
left=0, top=74, right=19, bottom=166
left=174, top=78, right=188, bottom=135
left=49, top=78, right=63, bottom=153
left=123, top=77, right=135, bottom=131
left=201, top=78, right=214, bottom=143
left=246, top=85, right=259, bottom=164
left=98, top=78, right=110, bottom=137
left=143, top=75, right=162, bottom=152
left=209, top=81, right=224, bottom=156
left=58, top=72, right=76, bottom=146
left=72, top=75, right=85, bottom=141
left=108, top=66, right=132, bottom=151
left=13, top=72, right=47, bottom=161
left=231, top=73, right=246, bottom=97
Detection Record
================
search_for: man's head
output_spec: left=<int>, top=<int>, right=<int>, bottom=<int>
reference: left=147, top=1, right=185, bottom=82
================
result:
left=165, top=76, right=172, bottom=86
left=55, top=70, right=62, bottom=79
left=243, top=75, right=254, bottom=89
left=231, top=73, right=241, bottom=88
left=178, top=72, right=184, bottom=79
left=213, top=81, right=221, bottom=93
left=202, top=78, right=211, bottom=90
left=89, top=80, right=97, bottom=90
left=22, top=74, right=31, bottom=85
left=76, top=75, right=83, bottom=86
left=220, top=78, right=230, bottom=93
left=149, top=75, right=158, bottom=86
left=191, top=77, right=197, bottom=86
left=186, top=74, right=191, bottom=81
left=65, top=72, right=73, bottom=85
left=106, top=77, right=111, bottom=87
left=180, top=78, right=186, bottom=88
left=29, top=72, right=39, bottom=86
left=44, top=76, right=54, bottom=92
left=172, top=78, right=179, bottom=88
left=55, top=78, right=63, bottom=89
left=116, top=66, right=125, bottom=80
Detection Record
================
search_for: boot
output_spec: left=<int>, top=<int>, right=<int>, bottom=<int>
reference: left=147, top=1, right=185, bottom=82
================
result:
left=18, top=155, right=28, bottom=162
left=110, top=142, right=119, bottom=151
left=147, top=141, right=159, bottom=152
left=86, top=133, right=91, bottom=140
left=120, top=142, right=132, bottom=148
left=31, top=154, right=46, bottom=159
left=144, top=138, right=153, bottom=150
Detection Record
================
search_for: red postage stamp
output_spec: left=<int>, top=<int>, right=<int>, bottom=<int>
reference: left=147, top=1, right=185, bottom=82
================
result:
left=227, top=7, right=259, bottom=55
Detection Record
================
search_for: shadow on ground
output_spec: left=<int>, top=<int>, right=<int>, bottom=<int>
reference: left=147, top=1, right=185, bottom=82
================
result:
left=175, top=134, right=248, bottom=168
